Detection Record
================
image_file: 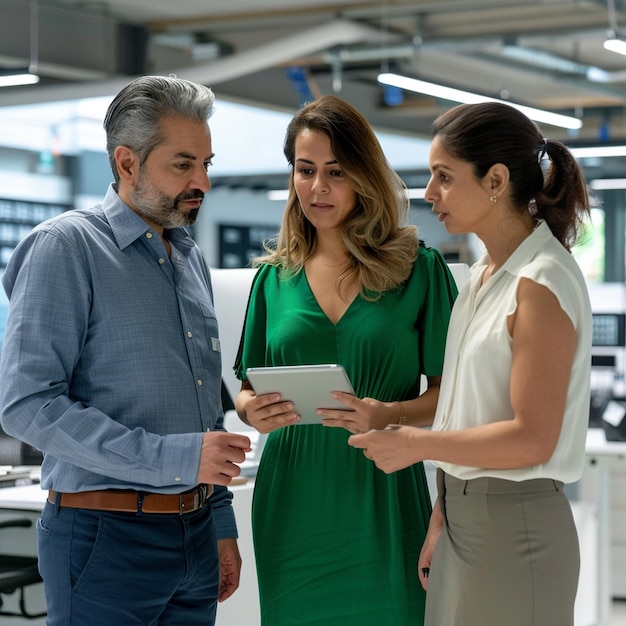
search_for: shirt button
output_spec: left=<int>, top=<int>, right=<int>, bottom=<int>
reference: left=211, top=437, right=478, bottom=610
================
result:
left=174, top=477, right=182, bottom=482
left=187, top=331, right=193, bottom=338
left=146, top=232, right=153, bottom=239
left=197, top=379, right=203, bottom=386
left=158, top=258, right=165, bottom=265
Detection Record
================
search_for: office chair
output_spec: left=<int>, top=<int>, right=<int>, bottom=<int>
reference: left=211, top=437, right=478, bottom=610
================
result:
left=0, top=517, right=45, bottom=619
left=0, top=427, right=45, bottom=619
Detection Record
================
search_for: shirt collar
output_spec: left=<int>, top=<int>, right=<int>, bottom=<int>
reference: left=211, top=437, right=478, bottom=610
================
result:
left=476, top=220, right=553, bottom=277
left=501, top=220, right=553, bottom=276
left=101, top=183, right=196, bottom=253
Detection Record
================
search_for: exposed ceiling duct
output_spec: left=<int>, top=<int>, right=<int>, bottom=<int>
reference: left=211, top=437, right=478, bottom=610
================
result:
left=0, top=17, right=386, bottom=106
left=2, top=0, right=626, bottom=141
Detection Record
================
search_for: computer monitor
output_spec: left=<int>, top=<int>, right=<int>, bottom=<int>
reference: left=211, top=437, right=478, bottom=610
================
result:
left=592, top=313, right=626, bottom=347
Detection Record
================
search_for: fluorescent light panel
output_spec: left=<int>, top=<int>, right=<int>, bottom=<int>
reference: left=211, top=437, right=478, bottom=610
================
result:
left=589, top=178, right=626, bottom=190
left=603, top=38, right=626, bottom=56
left=377, top=72, right=582, bottom=131
left=0, top=72, right=39, bottom=88
left=570, top=145, right=626, bottom=158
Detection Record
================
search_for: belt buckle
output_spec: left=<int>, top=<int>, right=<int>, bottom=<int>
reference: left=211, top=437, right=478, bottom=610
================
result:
left=179, top=486, right=204, bottom=514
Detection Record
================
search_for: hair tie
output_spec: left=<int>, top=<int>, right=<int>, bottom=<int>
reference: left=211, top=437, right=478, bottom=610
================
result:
left=538, top=137, right=548, bottom=163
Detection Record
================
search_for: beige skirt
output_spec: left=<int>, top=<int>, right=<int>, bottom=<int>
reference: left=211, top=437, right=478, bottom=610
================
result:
left=425, top=470, right=580, bottom=626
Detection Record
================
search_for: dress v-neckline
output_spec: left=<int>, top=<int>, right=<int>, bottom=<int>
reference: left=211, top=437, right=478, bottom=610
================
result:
left=302, top=269, right=359, bottom=326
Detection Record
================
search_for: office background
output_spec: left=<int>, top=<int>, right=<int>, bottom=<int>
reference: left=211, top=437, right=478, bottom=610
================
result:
left=2, top=2, right=626, bottom=625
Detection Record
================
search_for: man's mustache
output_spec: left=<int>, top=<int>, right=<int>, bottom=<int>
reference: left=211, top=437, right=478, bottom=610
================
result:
left=178, top=190, right=205, bottom=202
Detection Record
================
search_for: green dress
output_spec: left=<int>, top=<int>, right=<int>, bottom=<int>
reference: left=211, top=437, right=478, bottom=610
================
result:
left=234, top=246, right=457, bottom=626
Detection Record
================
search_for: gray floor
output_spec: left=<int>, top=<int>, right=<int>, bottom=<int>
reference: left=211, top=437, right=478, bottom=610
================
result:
left=5, top=597, right=626, bottom=625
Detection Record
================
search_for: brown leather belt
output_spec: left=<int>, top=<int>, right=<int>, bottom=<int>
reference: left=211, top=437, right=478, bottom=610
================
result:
left=48, top=484, right=214, bottom=515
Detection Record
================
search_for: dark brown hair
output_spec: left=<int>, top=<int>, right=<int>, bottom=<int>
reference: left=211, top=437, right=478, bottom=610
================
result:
left=432, top=102, right=590, bottom=251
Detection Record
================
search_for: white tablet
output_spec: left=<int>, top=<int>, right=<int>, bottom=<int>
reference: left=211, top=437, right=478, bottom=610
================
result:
left=246, top=364, right=356, bottom=425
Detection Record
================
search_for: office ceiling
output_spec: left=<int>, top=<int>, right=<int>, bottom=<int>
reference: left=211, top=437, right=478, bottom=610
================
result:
left=3, top=0, right=626, bottom=144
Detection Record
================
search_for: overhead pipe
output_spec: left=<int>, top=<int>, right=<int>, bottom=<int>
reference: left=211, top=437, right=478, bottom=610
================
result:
left=0, top=18, right=387, bottom=107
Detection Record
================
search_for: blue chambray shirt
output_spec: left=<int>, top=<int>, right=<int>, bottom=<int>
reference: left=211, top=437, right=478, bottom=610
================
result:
left=0, top=184, right=236, bottom=538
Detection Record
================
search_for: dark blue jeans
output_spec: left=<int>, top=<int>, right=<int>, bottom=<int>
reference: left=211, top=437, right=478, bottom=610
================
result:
left=37, top=498, right=219, bottom=625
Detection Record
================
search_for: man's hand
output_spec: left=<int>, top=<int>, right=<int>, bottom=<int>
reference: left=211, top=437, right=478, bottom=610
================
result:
left=217, top=537, right=242, bottom=602
left=198, top=432, right=251, bottom=485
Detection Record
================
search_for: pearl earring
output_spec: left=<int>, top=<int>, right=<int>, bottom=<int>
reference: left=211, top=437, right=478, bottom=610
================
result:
left=490, top=195, right=497, bottom=203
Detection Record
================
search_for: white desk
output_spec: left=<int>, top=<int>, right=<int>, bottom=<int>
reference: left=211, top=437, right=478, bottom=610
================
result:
left=582, top=428, right=626, bottom=626
left=0, top=480, right=260, bottom=626
left=0, top=483, right=46, bottom=510
left=2, top=431, right=624, bottom=626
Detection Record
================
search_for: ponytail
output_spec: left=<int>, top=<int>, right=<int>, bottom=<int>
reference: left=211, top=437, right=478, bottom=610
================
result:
left=534, top=140, right=590, bottom=251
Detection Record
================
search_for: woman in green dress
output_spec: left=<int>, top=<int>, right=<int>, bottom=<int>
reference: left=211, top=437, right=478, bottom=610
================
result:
left=234, top=95, right=457, bottom=626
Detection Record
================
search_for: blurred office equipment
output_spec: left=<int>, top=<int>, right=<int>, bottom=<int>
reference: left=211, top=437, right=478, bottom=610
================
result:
left=0, top=429, right=44, bottom=619
left=0, top=516, right=44, bottom=620
left=588, top=282, right=626, bottom=438
left=0, top=428, right=43, bottom=469
left=585, top=281, right=626, bottom=609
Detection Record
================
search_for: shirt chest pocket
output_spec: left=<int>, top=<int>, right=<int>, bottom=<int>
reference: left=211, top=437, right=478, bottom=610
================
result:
left=199, top=301, right=221, bottom=354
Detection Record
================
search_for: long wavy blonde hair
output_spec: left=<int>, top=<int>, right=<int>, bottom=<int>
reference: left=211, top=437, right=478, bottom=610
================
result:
left=256, top=95, right=419, bottom=299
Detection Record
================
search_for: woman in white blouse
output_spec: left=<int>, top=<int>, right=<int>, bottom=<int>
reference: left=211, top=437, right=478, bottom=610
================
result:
left=346, top=101, right=592, bottom=626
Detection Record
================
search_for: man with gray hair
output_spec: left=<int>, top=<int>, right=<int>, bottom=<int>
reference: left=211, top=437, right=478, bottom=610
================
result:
left=0, top=75, right=251, bottom=625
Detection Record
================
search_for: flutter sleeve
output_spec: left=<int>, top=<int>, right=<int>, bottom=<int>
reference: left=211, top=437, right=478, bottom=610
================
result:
left=233, top=263, right=272, bottom=381
left=414, top=246, right=459, bottom=376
